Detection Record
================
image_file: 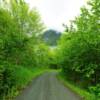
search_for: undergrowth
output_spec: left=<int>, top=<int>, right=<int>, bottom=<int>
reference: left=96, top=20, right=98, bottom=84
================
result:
left=57, top=72, right=96, bottom=100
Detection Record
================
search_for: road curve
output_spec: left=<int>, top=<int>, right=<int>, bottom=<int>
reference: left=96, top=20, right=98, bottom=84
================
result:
left=15, top=72, right=81, bottom=100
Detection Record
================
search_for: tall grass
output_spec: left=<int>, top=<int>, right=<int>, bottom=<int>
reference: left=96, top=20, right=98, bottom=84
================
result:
left=3, top=66, right=46, bottom=100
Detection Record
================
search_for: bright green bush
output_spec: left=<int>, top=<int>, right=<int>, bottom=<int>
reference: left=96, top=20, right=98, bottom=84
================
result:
left=89, top=84, right=100, bottom=100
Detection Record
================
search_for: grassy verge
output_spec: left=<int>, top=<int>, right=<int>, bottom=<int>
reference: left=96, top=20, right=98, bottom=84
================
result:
left=4, top=67, right=47, bottom=100
left=57, top=72, right=96, bottom=100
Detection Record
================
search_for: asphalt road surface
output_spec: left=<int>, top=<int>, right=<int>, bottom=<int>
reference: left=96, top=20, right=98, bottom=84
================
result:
left=15, top=72, right=81, bottom=100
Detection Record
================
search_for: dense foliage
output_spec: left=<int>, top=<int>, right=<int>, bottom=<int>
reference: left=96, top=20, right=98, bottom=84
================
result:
left=0, top=0, right=49, bottom=99
left=0, top=0, right=100, bottom=99
left=57, top=0, right=100, bottom=97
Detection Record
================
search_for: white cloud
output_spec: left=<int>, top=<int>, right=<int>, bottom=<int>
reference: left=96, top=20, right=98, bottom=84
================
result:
left=25, top=0, right=87, bottom=31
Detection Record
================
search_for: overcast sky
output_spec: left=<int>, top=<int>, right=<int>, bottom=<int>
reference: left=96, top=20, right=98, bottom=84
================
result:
left=25, top=0, right=87, bottom=31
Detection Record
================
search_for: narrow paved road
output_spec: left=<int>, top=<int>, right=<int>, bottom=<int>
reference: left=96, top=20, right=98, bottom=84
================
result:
left=15, top=72, right=81, bottom=100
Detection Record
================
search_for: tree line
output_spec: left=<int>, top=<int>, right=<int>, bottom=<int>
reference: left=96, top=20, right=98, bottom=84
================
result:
left=0, top=0, right=50, bottom=99
left=56, top=0, right=100, bottom=97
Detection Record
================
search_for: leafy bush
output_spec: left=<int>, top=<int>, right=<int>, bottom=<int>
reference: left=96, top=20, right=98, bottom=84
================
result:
left=0, top=63, right=16, bottom=99
left=89, top=84, right=100, bottom=100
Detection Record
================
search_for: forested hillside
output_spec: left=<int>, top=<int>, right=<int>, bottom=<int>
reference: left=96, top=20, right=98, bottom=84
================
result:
left=42, top=29, right=61, bottom=46
left=0, top=0, right=100, bottom=100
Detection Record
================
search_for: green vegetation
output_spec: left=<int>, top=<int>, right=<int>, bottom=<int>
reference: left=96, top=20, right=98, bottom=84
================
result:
left=58, top=72, right=96, bottom=100
left=56, top=0, right=100, bottom=99
left=0, top=0, right=49, bottom=99
left=3, top=67, right=47, bottom=100
left=0, top=0, right=100, bottom=99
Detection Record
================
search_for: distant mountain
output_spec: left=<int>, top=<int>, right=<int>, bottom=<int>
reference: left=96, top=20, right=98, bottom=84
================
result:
left=42, top=29, right=61, bottom=46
